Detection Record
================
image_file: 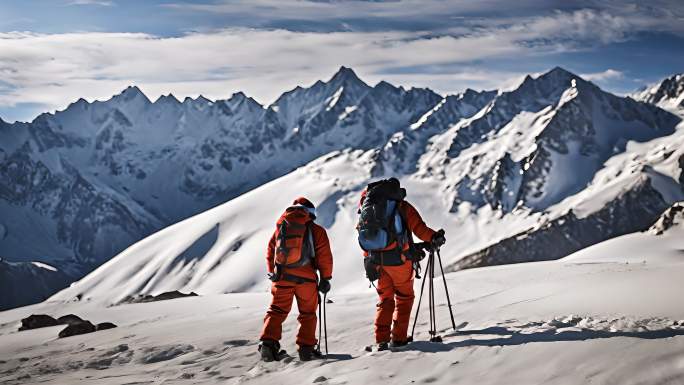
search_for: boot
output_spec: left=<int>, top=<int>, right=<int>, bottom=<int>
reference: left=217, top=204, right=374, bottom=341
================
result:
left=298, top=345, right=323, bottom=361
left=258, top=339, right=281, bottom=362
left=377, top=342, right=390, bottom=351
left=390, top=340, right=409, bottom=348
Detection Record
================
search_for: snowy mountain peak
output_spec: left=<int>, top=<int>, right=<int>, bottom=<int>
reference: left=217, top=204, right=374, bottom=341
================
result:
left=226, top=91, right=261, bottom=108
left=112, top=85, right=150, bottom=105
left=326, top=66, right=371, bottom=96
left=329, top=65, right=363, bottom=84
left=155, top=93, right=181, bottom=105
left=633, top=73, right=684, bottom=112
left=374, top=80, right=399, bottom=93
left=518, top=66, right=584, bottom=96
left=545, top=66, right=579, bottom=80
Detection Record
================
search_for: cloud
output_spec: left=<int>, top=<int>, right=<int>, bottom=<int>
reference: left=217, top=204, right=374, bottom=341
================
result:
left=0, top=7, right=678, bottom=122
left=581, top=69, right=624, bottom=82
left=67, top=0, right=114, bottom=6
left=163, top=0, right=684, bottom=37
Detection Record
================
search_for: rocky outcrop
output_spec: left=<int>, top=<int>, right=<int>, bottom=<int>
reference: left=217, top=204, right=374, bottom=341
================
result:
left=18, top=313, right=116, bottom=337
left=649, top=202, right=684, bottom=235
left=57, top=314, right=84, bottom=325
left=96, top=322, right=117, bottom=331
left=449, top=175, right=671, bottom=271
left=58, top=320, right=96, bottom=338
left=18, top=314, right=61, bottom=331
left=120, top=290, right=198, bottom=304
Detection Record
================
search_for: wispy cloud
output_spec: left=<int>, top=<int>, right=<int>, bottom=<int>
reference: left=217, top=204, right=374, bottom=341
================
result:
left=67, top=0, right=114, bottom=6
left=162, top=0, right=684, bottom=36
left=581, top=69, right=624, bottom=82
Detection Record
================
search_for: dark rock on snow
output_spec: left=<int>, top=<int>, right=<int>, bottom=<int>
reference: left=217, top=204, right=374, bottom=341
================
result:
left=120, top=290, right=198, bottom=304
left=18, top=314, right=60, bottom=331
left=58, top=320, right=96, bottom=338
left=96, top=322, right=117, bottom=331
left=20, top=313, right=116, bottom=336
left=57, top=314, right=84, bottom=325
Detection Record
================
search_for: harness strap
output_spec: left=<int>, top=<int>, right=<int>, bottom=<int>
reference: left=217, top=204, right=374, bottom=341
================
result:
left=369, top=248, right=403, bottom=266
left=281, top=273, right=317, bottom=284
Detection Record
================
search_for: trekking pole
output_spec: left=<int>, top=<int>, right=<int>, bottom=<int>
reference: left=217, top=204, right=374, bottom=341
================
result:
left=317, top=293, right=322, bottom=353
left=323, top=292, right=328, bottom=355
left=428, top=248, right=439, bottom=342
left=410, top=248, right=431, bottom=341
left=436, top=247, right=456, bottom=330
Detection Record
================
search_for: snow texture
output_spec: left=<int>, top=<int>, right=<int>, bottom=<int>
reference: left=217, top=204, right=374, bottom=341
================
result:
left=1, top=222, right=683, bottom=384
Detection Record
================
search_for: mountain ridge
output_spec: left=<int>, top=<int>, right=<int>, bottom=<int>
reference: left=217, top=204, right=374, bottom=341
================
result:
left=2, top=66, right=683, bottom=309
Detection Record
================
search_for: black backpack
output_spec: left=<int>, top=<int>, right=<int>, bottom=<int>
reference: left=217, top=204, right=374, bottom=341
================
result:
left=357, top=178, right=407, bottom=254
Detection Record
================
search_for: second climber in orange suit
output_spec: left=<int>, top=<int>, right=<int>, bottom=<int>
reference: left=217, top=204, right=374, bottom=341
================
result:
left=259, top=197, right=333, bottom=361
left=357, top=178, right=446, bottom=350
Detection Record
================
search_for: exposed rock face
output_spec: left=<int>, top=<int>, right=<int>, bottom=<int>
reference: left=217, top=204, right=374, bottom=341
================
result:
left=449, top=176, right=671, bottom=271
left=0, top=259, right=74, bottom=311
left=440, top=68, right=679, bottom=213
left=18, top=314, right=61, bottom=331
left=633, top=73, right=684, bottom=110
left=649, top=202, right=684, bottom=235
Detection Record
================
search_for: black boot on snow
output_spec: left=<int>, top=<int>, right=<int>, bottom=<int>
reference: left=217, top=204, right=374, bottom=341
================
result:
left=258, top=340, right=281, bottom=362
left=377, top=342, right=390, bottom=351
left=390, top=340, right=409, bottom=348
left=298, top=345, right=324, bottom=361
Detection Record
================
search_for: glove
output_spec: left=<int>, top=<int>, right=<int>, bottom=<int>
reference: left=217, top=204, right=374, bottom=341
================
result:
left=432, top=229, right=446, bottom=247
left=318, top=278, right=331, bottom=294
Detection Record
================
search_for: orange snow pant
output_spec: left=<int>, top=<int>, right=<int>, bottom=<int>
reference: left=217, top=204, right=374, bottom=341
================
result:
left=375, top=261, right=415, bottom=343
left=260, top=281, right=319, bottom=347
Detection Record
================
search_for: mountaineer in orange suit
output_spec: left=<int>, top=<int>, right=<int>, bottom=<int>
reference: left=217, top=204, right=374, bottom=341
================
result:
left=259, top=197, right=333, bottom=361
left=357, top=178, right=445, bottom=350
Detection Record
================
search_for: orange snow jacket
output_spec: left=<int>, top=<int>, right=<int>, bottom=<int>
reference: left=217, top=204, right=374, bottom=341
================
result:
left=266, top=220, right=333, bottom=283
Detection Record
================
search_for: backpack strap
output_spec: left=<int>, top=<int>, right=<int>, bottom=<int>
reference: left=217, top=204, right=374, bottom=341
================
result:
left=306, top=222, right=317, bottom=271
left=277, top=220, right=289, bottom=267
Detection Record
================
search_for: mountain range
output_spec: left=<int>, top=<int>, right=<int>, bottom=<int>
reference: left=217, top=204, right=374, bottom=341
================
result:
left=2, top=66, right=684, bottom=309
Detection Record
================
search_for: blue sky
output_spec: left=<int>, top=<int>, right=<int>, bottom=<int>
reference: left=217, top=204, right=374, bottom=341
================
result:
left=0, top=0, right=683, bottom=122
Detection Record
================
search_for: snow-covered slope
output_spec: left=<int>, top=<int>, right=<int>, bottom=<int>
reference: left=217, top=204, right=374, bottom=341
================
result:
left=49, top=150, right=378, bottom=304
left=1, top=221, right=683, bottom=384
